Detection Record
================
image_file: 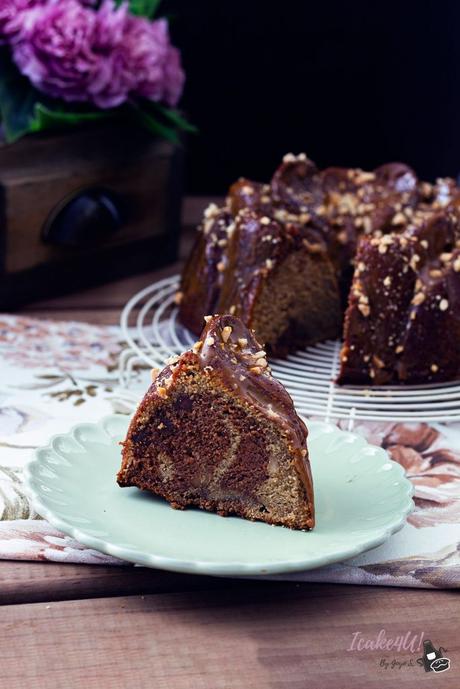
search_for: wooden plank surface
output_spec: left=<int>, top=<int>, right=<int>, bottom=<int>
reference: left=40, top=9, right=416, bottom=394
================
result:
left=2, top=585, right=459, bottom=689
left=0, top=560, right=284, bottom=606
left=18, top=263, right=180, bottom=324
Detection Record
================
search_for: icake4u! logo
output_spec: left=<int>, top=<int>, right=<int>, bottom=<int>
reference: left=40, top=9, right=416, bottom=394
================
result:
left=417, top=640, right=450, bottom=673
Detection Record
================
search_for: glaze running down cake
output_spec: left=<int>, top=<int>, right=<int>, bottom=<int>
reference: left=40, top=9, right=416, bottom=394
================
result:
left=118, top=314, right=314, bottom=530
left=179, top=154, right=460, bottom=385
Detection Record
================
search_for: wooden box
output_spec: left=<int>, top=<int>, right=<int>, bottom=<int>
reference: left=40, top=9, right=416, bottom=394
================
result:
left=0, top=123, right=183, bottom=309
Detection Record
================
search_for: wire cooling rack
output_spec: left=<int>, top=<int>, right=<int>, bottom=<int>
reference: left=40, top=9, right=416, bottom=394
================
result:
left=119, top=275, right=460, bottom=423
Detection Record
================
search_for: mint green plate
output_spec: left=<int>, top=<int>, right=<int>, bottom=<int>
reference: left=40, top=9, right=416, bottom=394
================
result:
left=25, top=415, right=413, bottom=576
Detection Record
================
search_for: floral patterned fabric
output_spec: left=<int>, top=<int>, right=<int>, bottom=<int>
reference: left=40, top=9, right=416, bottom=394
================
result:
left=0, top=314, right=459, bottom=587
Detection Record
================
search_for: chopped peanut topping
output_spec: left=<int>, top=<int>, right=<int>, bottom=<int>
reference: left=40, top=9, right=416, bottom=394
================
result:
left=355, top=171, right=375, bottom=184
left=392, top=212, right=406, bottom=225
left=439, top=299, right=449, bottom=311
left=412, top=292, right=425, bottom=306
left=204, top=203, right=219, bottom=219
left=166, top=351, right=180, bottom=364
left=409, top=254, right=420, bottom=271
left=221, top=326, right=233, bottom=343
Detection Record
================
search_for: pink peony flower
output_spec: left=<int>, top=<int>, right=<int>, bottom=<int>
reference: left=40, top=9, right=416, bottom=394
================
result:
left=8, top=0, right=185, bottom=109
left=123, top=16, right=185, bottom=107
left=12, top=0, right=135, bottom=108
left=0, top=0, right=43, bottom=43
left=163, top=44, right=185, bottom=107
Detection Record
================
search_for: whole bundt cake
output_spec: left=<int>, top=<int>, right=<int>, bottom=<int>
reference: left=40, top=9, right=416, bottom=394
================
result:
left=118, top=314, right=314, bottom=530
left=178, top=154, right=460, bottom=385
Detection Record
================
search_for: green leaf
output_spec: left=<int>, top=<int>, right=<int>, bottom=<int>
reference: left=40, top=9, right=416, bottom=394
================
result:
left=114, top=0, right=161, bottom=17
left=30, top=102, right=113, bottom=133
left=0, top=51, right=40, bottom=142
left=128, top=102, right=180, bottom=144
left=150, top=102, right=198, bottom=134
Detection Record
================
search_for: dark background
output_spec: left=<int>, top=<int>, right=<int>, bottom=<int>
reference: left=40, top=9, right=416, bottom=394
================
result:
left=165, top=1, right=460, bottom=194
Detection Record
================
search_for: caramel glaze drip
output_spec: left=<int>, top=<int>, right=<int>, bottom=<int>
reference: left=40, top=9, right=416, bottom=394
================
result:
left=196, top=314, right=313, bottom=507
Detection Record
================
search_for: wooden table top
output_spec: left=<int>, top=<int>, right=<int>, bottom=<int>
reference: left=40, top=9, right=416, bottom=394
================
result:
left=2, top=199, right=459, bottom=689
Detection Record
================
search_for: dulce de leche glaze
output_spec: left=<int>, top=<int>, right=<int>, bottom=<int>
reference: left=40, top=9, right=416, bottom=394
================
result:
left=195, top=314, right=313, bottom=506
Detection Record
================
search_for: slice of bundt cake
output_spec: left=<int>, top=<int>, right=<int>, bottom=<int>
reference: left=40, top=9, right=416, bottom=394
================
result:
left=118, top=314, right=314, bottom=530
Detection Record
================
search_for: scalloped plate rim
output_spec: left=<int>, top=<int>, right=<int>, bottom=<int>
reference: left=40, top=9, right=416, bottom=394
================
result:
left=24, top=414, right=414, bottom=576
